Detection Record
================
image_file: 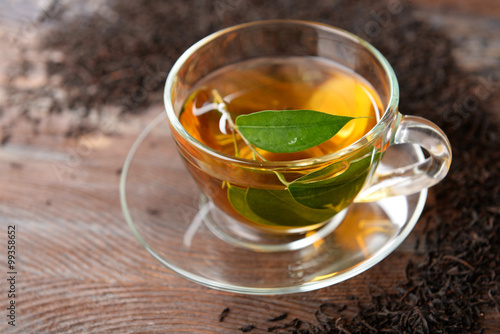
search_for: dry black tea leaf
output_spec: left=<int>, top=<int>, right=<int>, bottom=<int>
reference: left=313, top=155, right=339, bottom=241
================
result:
left=219, top=307, right=230, bottom=322
left=266, top=312, right=288, bottom=322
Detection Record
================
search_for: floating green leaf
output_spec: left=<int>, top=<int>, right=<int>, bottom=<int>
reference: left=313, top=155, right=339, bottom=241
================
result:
left=228, top=184, right=337, bottom=227
left=235, top=109, right=356, bottom=153
left=288, top=154, right=377, bottom=209
left=224, top=107, right=377, bottom=227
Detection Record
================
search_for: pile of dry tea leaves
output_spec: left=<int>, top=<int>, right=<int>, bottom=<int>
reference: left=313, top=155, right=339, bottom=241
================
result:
left=3, top=0, right=498, bottom=332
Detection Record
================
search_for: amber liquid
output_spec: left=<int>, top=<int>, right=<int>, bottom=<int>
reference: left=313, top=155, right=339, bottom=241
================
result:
left=179, top=57, right=383, bottom=231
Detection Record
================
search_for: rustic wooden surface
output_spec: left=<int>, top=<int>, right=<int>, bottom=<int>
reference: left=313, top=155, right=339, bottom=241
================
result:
left=0, top=1, right=499, bottom=333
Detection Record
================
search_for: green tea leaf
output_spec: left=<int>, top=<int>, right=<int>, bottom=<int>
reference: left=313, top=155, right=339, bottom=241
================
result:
left=288, top=154, right=377, bottom=209
left=227, top=185, right=279, bottom=226
left=235, top=109, right=355, bottom=153
left=228, top=184, right=337, bottom=227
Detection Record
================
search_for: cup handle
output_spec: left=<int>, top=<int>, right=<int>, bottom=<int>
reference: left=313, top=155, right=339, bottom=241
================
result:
left=356, top=114, right=452, bottom=202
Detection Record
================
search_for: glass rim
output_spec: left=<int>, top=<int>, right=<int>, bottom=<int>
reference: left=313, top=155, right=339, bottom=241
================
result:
left=164, top=19, right=400, bottom=168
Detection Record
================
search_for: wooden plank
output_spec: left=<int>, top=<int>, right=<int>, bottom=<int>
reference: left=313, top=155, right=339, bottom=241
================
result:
left=0, top=2, right=499, bottom=333
left=0, top=107, right=420, bottom=333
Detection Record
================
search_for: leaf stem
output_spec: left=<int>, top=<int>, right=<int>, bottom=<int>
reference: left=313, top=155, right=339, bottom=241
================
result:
left=212, top=89, right=266, bottom=161
left=211, top=89, right=291, bottom=188
left=231, top=130, right=240, bottom=158
left=274, top=171, right=291, bottom=187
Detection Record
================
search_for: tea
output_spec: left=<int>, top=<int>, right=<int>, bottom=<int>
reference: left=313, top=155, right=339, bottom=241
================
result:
left=180, top=57, right=381, bottom=160
left=178, top=56, right=383, bottom=231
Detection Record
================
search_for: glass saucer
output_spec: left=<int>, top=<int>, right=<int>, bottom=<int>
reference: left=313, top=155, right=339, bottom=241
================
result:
left=120, top=112, right=427, bottom=295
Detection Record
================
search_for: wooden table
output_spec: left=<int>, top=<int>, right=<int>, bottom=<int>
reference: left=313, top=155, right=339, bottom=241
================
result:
left=1, top=1, right=499, bottom=333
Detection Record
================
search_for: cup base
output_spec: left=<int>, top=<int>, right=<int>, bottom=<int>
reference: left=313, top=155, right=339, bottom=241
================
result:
left=200, top=195, right=347, bottom=252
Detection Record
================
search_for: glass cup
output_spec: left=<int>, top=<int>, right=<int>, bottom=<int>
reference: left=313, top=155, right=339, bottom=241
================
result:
left=164, top=20, right=451, bottom=251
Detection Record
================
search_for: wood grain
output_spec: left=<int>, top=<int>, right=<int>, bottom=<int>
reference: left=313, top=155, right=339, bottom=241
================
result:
left=0, top=2, right=499, bottom=333
left=0, top=108, right=419, bottom=333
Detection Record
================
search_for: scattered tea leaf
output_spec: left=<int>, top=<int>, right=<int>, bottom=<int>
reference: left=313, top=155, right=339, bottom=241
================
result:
left=219, top=307, right=230, bottom=322
left=238, top=324, right=256, bottom=332
left=266, top=312, right=288, bottom=322
left=267, top=318, right=302, bottom=332
left=235, top=109, right=356, bottom=153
